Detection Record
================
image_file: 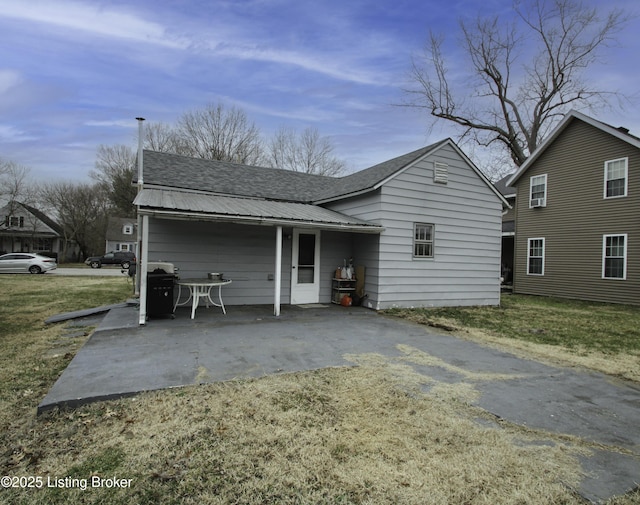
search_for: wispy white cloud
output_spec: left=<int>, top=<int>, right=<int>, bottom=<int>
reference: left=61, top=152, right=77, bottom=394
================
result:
left=0, top=0, right=188, bottom=49
left=213, top=43, right=387, bottom=86
left=0, top=1, right=394, bottom=86
left=85, top=119, right=136, bottom=128
left=0, top=124, right=37, bottom=142
left=211, top=95, right=338, bottom=125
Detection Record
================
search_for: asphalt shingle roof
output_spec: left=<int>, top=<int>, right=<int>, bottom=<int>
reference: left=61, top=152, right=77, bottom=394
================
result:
left=493, top=174, right=516, bottom=198
left=142, top=151, right=334, bottom=203
left=141, top=141, right=447, bottom=204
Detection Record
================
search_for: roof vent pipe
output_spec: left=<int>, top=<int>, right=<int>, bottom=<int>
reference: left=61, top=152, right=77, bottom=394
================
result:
left=136, top=117, right=145, bottom=189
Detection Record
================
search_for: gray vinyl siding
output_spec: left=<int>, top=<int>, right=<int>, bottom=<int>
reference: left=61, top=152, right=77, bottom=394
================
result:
left=147, top=218, right=292, bottom=306
left=319, top=231, right=355, bottom=303
left=328, top=144, right=502, bottom=308
left=513, top=119, right=640, bottom=305
left=325, top=193, right=382, bottom=307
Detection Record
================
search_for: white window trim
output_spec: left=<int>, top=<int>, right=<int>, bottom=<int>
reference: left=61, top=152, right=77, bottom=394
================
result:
left=413, top=223, right=434, bottom=259
left=527, top=237, right=545, bottom=276
left=603, top=157, right=628, bottom=199
left=529, top=174, right=547, bottom=208
left=602, top=233, right=627, bottom=280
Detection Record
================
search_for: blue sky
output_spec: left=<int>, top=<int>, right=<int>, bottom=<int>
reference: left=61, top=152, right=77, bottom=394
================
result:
left=1, top=0, right=639, bottom=182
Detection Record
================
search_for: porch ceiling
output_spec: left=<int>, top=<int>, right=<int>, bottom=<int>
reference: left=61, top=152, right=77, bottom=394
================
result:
left=134, top=188, right=384, bottom=233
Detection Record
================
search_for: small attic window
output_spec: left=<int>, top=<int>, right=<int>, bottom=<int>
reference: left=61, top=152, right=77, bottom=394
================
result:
left=433, top=162, right=448, bottom=184
left=123, top=224, right=133, bottom=235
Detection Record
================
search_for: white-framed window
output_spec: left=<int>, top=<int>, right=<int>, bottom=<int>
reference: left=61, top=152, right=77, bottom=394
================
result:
left=602, top=234, right=627, bottom=280
left=5, top=215, right=24, bottom=227
left=119, top=244, right=130, bottom=252
left=123, top=224, right=134, bottom=235
left=527, top=238, right=545, bottom=275
left=604, top=158, right=628, bottom=199
left=529, top=174, right=547, bottom=207
left=413, top=223, right=434, bottom=258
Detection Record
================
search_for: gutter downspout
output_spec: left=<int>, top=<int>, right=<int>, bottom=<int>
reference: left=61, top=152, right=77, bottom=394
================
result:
left=274, top=226, right=282, bottom=316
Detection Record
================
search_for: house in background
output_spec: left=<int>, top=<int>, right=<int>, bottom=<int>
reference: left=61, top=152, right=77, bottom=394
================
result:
left=0, top=202, right=70, bottom=260
left=494, top=175, right=516, bottom=286
left=507, top=110, right=640, bottom=305
left=105, top=217, right=138, bottom=255
left=135, top=139, right=507, bottom=323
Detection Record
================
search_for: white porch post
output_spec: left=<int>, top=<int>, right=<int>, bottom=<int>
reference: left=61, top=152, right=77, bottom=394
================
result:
left=138, top=214, right=150, bottom=325
left=134, top=117, right=145, bottom=296
left=274, top=225, right=282, bottom=316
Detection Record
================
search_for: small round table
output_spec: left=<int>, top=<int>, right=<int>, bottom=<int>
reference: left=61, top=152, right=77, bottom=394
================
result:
left=174, top=278, right=232, bottom=319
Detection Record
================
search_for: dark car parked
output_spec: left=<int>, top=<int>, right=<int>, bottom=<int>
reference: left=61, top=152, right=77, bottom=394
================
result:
left=85, top=251, right=136, bottom=269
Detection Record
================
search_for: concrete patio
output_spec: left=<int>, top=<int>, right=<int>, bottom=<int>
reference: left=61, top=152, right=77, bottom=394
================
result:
left=39, top=303, right=640, bottom=503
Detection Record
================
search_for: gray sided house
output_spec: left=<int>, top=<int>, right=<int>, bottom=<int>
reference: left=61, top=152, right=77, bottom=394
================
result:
left=507, top=110, right=640, bottom=305
left=105, top=217, right=138, bottom=255
left=135, top=139, right=506, bottom=323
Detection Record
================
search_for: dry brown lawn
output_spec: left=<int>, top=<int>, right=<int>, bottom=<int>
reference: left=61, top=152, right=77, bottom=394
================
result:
left=1, top=277, right=639, bottom=504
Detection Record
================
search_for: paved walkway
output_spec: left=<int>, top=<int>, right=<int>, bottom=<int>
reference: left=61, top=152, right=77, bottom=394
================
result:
left=39, top=304, right=640, bottom=503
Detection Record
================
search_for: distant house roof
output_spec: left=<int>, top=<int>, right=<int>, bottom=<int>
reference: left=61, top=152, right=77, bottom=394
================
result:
left=508, top=110, right=640, bottom=187
left=13, top=203, right=64, bottom=235
left=106, top=217, right=137, bottom=242
left=493, top=174, right=516, bottom=199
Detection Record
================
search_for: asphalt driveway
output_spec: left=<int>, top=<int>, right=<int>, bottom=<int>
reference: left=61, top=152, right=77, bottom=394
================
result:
left=40, top=304, right=640, bottom=503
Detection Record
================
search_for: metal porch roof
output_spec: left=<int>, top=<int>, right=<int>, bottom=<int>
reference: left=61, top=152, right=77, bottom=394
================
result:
left=134, top=188, right=384, bottom=233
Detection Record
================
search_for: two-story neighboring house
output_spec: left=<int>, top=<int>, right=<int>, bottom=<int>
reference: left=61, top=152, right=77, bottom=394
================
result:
left=0, top=202, right=65, bottom=259
left=105, top=217, right=138, bottom=254
left=507, top=110, right=640, bottom=305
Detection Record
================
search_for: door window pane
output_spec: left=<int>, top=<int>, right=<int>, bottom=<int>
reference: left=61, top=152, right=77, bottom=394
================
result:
left=297, top=234, right=315, bottom=283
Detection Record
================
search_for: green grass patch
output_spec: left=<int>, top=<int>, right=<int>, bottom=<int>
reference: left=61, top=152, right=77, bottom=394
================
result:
left=385, top=294, right=640, bottom=354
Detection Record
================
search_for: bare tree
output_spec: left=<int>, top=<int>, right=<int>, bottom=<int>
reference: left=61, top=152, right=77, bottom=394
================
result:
left=0, top=159, right=36, bottom=209
left=267, top=126, right=346, bottom=176
left=144, top=121, right=187, bottom=154
left=90, top=144, right=137, bottom=217
left=40, top=182, right=111, bottom=259
left=176, top=102, right=264, bottom=164
left=406, top=0, right=630, bottom=168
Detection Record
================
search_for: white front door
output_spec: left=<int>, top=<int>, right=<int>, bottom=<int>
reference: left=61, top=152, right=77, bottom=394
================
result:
left=290, top=229, right=321, bottom=304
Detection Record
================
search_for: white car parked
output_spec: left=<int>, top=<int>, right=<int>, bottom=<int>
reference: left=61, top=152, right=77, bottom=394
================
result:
left=0, top=253, right=57, bottom=274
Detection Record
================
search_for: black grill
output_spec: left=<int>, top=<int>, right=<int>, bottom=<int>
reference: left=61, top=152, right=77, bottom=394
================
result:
left=146, top=270, right=176, bottom=318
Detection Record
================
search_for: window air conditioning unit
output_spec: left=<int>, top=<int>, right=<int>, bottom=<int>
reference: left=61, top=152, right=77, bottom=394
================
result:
left=530, top=198, right=546, bottom=208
